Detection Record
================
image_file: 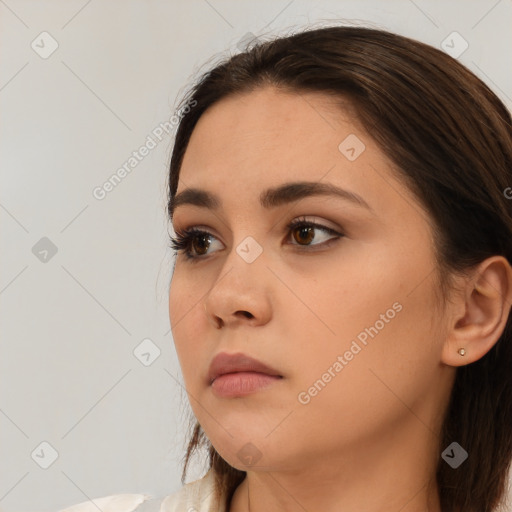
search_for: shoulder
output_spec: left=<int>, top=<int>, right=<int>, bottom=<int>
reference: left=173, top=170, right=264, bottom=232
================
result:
left=56, top=470, right=225, bottom=512
left=57, top=494, right=153, bottom=512
left=161, top=469, right=226, bottom=512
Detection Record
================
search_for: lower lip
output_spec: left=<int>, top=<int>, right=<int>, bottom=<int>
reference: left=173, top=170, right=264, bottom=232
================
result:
left=211, top=371, right=282, bottom=398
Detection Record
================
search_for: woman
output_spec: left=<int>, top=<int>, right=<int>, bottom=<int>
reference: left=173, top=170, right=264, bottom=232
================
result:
left=60, top=24, right=512, bottom=512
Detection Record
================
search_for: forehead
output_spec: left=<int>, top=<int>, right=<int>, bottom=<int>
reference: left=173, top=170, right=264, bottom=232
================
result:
left=181, top=88, right=367, bottom=181
left=183, top=87, right=359, bottom=166
left=176, top=87, right=420, bottom=221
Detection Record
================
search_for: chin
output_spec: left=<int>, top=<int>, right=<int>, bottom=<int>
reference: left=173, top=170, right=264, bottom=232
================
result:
left=208, top=433, right=288, bottom=473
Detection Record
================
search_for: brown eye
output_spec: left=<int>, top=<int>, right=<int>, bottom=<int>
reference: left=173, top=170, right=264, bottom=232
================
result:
left=191, top=233, right=211, bottom=256
left=287, top=218, right=343, bottom=247
left=169, top=228, right=222, bottom=261
left=292, top=225, right=315, bottom=245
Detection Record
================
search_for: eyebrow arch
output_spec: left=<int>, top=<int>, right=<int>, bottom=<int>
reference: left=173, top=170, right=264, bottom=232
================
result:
left=169, top=181, right=374, bottom=220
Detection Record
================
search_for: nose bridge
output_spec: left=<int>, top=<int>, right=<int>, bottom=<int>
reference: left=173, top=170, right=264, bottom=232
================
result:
left=204, top=231, right=271, bottom=324
left=215, top=232, right=267, bottom=293
left=217, top=212, right=269, bottom=273
left=234, top=232, right=266, bottom=266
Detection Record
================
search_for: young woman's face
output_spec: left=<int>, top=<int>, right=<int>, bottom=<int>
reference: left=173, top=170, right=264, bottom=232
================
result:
left=168, top=87, right=455, bottom=473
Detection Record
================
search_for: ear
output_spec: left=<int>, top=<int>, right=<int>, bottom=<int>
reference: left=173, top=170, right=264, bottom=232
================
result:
left=441, top=256, right=512, bottom=367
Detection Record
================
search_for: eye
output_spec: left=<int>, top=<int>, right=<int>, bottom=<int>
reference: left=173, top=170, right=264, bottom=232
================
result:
left=169, top=227, right=221, bottom=261
left=287, top=216, right=343, bottom=248
left=169, top=217, right=344, bottom=262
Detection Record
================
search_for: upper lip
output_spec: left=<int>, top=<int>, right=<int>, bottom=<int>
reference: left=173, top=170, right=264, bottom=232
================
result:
left=208, top=352, right=282, bottom=385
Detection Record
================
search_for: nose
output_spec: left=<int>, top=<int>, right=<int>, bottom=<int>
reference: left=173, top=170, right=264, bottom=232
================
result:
left=203, top=301, right=255, bottom=328
left=202, top=249, right=272, bottom=329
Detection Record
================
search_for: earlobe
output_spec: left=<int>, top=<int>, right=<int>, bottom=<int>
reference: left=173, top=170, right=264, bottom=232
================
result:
left=441, top=256, right=512, bottom=367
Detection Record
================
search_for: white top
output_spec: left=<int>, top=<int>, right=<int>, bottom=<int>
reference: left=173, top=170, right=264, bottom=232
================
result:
left=57, top=469, right=227, bottom=512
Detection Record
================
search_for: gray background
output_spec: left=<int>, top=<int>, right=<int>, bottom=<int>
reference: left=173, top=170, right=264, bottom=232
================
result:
left=1, top=1, right=511, bottom=511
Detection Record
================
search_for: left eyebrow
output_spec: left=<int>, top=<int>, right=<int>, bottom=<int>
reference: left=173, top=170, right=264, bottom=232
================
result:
left=169, top=180, right=375, bottom=220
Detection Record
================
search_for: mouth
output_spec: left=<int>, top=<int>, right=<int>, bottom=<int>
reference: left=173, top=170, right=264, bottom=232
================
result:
left=211, top=371, right=283, bottom=397
left=208, top=352, right=283, bottom=398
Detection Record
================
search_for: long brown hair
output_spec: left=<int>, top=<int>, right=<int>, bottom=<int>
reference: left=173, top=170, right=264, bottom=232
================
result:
left=167, top=25, right=512, bottom=511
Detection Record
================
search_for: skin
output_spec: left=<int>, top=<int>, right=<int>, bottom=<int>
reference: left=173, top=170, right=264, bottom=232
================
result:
left=168, top=86, right=512, bottom=512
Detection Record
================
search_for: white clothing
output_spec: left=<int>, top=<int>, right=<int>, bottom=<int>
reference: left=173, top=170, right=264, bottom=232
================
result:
left=57, top=469, right=227, bottom=512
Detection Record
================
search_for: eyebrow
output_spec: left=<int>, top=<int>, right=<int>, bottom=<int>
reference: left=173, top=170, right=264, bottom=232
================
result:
left=169, top=181, right=374, bottom=220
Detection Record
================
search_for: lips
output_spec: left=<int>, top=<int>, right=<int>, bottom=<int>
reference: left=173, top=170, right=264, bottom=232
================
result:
left=208, top=352, right=282, bottom=385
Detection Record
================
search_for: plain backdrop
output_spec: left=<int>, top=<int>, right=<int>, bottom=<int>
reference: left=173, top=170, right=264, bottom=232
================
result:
left=1, top=1, right=511, bottom=511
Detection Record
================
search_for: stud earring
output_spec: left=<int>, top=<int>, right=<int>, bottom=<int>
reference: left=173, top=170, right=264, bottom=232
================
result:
left=458, top=348, right=466, bottom=356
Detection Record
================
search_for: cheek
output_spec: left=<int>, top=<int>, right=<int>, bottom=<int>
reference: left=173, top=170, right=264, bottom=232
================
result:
left=168, top=267, right=204, bottom=328
left=288, top=239, right=441, bottom=402
left=168, top=275, right=206, bottom=387
left=286, top=295, right=441, bottom=455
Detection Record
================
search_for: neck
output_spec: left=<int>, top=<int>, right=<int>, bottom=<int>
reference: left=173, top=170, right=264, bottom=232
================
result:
left=228, top=421, right=442, bottom=512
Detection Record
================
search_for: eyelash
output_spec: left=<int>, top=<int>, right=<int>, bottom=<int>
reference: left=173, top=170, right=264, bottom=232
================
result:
left=169, top=216, right=344, bottom=262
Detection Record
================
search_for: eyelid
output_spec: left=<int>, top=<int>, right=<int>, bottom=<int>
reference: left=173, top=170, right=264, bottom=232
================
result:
left=174, top=216, right=341, bottom=239
left=287, top=215, right=342, bottom=234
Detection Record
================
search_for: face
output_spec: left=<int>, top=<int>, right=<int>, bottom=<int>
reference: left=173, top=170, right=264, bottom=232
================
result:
left=168, top=87, right=454, bottom=473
